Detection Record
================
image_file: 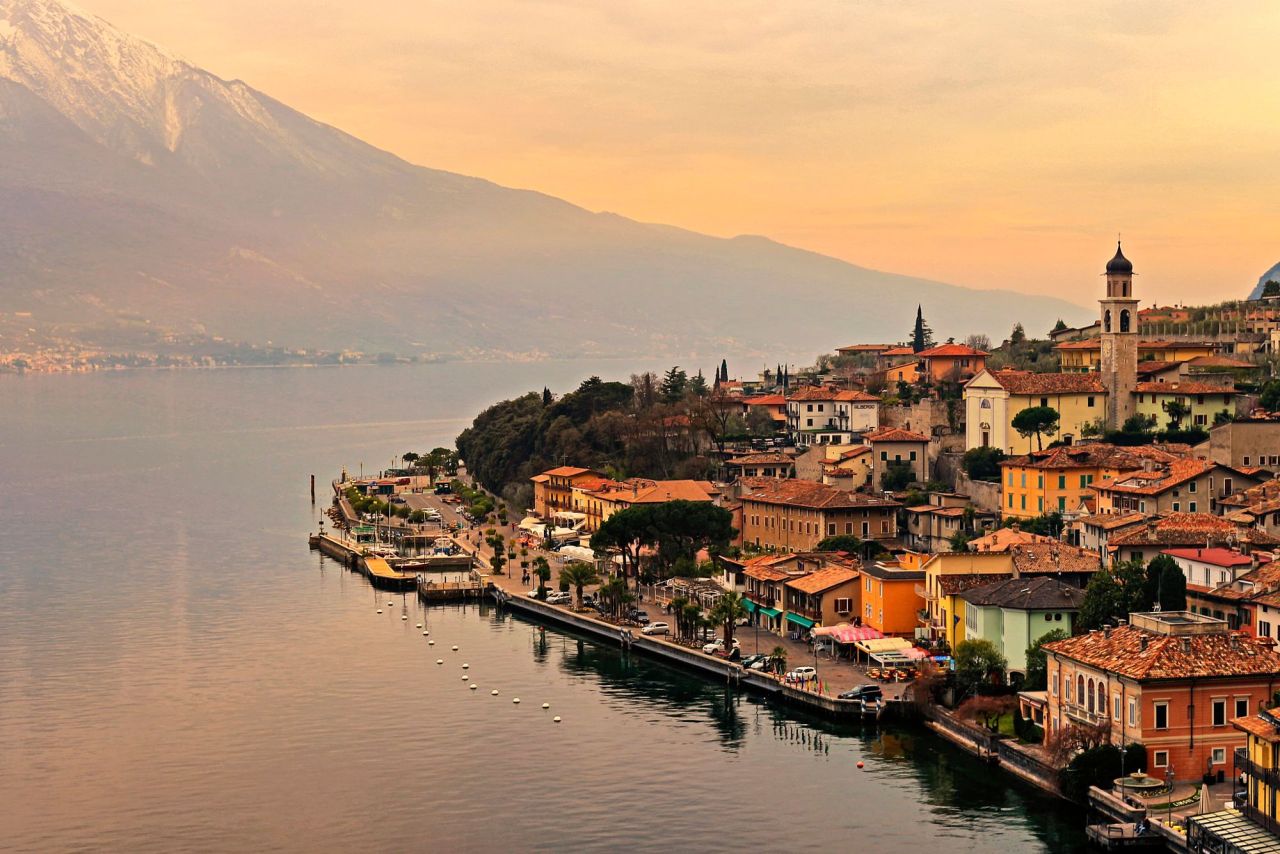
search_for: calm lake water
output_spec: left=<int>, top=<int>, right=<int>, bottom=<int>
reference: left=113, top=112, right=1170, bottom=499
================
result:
left=0, top=364, right=1087, bottom=852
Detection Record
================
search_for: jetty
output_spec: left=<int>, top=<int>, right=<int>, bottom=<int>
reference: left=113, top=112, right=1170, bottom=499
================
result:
left=309, top=529, right=489, bottom=597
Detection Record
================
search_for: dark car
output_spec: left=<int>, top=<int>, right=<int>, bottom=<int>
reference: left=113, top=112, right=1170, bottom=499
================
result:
left=628, top=609, right=650, bottom=625
left=838, top=685, right=884, bottom=702
left=434, top=483, right=452, bottom=494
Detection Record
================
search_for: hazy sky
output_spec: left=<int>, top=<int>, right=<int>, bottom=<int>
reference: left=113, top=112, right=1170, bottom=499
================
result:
left=82, top=0, right=1280, bottom=306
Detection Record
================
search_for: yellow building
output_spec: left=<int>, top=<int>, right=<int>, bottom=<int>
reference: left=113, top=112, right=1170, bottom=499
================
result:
left=1134, top=381, right=1238, bottom=431
left=1232, top=708, right=1280, bottom=837
left=998, top=443, right=1188, bottom=519
left=919, top=551, right=1013, bottom=647
left=964, top=369, right=1106, bottom=454
left=1055, top=338, right=1217, bottom=373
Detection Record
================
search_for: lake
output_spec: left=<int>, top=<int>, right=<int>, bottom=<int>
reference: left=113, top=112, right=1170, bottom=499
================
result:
left=0, top=363, right=1087, bottom=851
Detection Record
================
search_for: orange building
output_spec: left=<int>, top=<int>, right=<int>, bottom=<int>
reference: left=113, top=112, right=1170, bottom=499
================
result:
left=859, top=561, right=926, bottom=638
left=915, top=342, right=989, bottom=383
left=532, top=466, right=604, bottom=519
left=1044, top=611, right=1280, bottom=784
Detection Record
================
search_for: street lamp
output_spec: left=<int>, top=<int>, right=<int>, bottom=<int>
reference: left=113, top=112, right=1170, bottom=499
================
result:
left=1167, top=764, right=1176, bottom=827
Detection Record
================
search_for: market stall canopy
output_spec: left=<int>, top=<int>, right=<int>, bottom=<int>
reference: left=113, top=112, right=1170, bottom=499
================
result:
left=812, top=624, right=885, bottom=644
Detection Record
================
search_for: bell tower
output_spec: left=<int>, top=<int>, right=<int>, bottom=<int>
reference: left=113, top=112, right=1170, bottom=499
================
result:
left=1099, top=241, right=1138, bottom=430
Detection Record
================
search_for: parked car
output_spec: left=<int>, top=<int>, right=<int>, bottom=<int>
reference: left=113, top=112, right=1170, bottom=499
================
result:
left=750, top=657, right=772, bottom=671
left=628, top=609, right=650, bottom=625
left=838, top=685, right=884, bottom=702
left=546, top=592, right=572, bottom=605
left=786, top=666, right=817, bottom=680
left=641, top=622, right=669, bottom=636
left=702, top=637, right=741, bottom=655
left=739, top=653, right=766, bottom=669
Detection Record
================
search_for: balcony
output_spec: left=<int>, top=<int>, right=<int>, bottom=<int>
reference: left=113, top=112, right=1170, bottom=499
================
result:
left=1062, top=701, right=1109, bottom=727
left=915, top=584, right=938, bottom=602
left=1236, top=748, right=1280, bottom=836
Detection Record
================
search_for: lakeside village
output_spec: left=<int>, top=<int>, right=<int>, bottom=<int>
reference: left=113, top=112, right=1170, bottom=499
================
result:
left=323, top=245, right=1280, bottom=853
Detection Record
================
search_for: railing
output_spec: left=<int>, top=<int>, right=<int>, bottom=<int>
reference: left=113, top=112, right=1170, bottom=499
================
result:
left=914, top=584, right=937, bottom=602
left=1062, top=701, right=1108, bottom=726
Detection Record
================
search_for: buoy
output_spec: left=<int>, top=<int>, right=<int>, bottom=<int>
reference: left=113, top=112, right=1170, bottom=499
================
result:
left=424, top=631, right=429, bottom=636
left=422, top=631, right=428, bottom=636
left=428, top=640, right=435, bottom=646
left=857, top=761, right=865, bottom=769
left=461, top=676, right=468, bottom=681
left=541, top=703, right=550, bottom=709
left=401, top=615, right=407, bottom=621
left=462, top=663, right=470, bottom=669
left=491, top=690, right=499, bottom=696
left=436, top=659, right=443, bottom=665
left=451, top=645, right=458, bottom=651
left=469, top=684, right=477, bottom=690
left=553, top=716, right=561, bottom=723
left=376, top=609, right=383, bottom=614
left=416, top=623, right=423, bottom=629
left=513, top=698, right=520, bottom=704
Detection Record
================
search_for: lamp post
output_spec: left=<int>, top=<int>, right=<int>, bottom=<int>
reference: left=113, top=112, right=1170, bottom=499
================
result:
left=1167, top=764, right=1176, bottom=826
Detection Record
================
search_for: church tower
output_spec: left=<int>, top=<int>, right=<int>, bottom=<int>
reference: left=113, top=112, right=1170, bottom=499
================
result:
left=1099, top=242, right=1138, bottom=430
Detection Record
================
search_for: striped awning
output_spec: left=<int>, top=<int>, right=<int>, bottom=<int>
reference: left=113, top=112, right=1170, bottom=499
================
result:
left=812, top=624, right=885, bottom=644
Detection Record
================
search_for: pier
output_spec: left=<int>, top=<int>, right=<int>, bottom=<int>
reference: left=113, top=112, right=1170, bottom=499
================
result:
left=309, top=530, right=489, bottom=597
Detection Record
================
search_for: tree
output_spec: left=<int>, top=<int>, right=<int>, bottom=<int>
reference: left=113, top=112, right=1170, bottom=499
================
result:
left=486, top=533, right=507, bottom=575
left=965, top=333, right=992, bottom=353
left=1024, top=628, right=1070, bottom=691
left=591, top=507, right=656, bottom=591
left=1011, top=405, right=1060, bottom=450
left=746, top=407, right=778, bottom=439
left=596, top=575, right=631, bottom=618
left=1078, top=560, right=1150, bottom=630
left=720, top=358, right=729, bottom=384
left=660, top=366, right=688, bottom=403
left=558, top=561, right=600, bottom=609
left=881, top=460, right=914, bottom=491
left=962, top=446, right=1005, bottom=481
left=1143, top=554, right=1187, bottom=613
left=954, top=638, right=1007, bottom=692
left=1260, top=379, right=1280, bottom=413
left=531, top=556, right=551, bottom=599
left=1009, top=322, right=1027, bottom=345
left=401, top=452, right=419, bottom=467
left=542, top=387, right=552, bottom=406
left=948, top=529, right=974, bottom=553
left=1263, top=280, right=1280, bottom=298
left=708, top=592, right=748, bottom=650
left=688, top=370, right=709, bottom=397
left=816, top=534, right=863, bottom=554
left=770, top=645, right=788, bottom=675
left=910, top=305, right=934, bottom=353
left=1052, top=319, right=1069, bottom=333
left=957, top=695, right=1016, bottom=733
left=1162, top=399, right=1191, bottom=431
left=681, top=601, right=706, bottom=641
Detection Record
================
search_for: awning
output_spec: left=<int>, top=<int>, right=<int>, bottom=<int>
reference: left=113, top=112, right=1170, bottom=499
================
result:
left=786, top=613, right=816, bottom=629
left=812, top=624, right=885, bottom=644
left=742, top=599, right=758, bottom=614
left=758, top=606, right=782, bottom=618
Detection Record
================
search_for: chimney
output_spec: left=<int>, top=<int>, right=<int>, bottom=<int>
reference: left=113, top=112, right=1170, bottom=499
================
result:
left=1139, top=635, right=1149, bottom=651
left=1118, top=618, right=1128, bottom=627
left=1103, top=625, right=1111, bottom=638
left=1230, top=633, right=1240, bottom=649
left=1146, top=517, right=1159, bottom=538
left=1180, top=637, right=1192, bottom=653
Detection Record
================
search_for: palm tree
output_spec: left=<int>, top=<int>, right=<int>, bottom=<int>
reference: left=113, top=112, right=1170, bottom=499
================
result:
left=770, top=645, right=788, bottom=675
left=598, top=576, right=630, bottom=618
left=681, top=602, right=704, bottom=643
left=669, top=595, right=690, bottom=638
left=531, top=556, right=551, bottom=599
left=558, top=561, right=600, bottom=609
left=708, top=592, right=748, bottom=649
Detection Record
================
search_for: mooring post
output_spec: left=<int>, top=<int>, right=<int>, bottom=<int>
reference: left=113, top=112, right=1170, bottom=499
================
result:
left=310, top=474, right=316, bottom=503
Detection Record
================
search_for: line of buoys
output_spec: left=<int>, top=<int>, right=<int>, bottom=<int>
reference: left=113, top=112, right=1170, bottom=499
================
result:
left=461, top=675, right=468, bottom=681
left=428, top=640, right=435, bottom=645
left=422, top=631, right=428, bottom=636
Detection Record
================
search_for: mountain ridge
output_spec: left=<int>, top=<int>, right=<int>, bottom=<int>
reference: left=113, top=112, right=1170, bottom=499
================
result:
left=0, top=0, right=1089, bottom=360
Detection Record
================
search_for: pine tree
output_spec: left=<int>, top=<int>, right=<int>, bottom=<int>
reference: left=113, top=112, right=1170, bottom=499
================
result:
left=720, top=358, right=729, bottom=384
left=542, top=387, right=552, bottom=406
left=910, top=305, right=934, bottom=353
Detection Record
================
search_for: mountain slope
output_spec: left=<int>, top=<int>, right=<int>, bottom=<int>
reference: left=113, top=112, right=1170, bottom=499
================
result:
left=1249, top=262, right=1280, bottom=300
left=0, top=0, right=1089, bottom=360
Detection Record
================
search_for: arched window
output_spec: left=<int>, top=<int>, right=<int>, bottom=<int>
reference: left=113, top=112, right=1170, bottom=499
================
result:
left=1104, top=309, right=1112, bottom=333
left=1088, top=679, right=1096, bottom=713
left=1120, top=309, right=1131, bottom=333
left=1077, top=674, right=1085, bottom=707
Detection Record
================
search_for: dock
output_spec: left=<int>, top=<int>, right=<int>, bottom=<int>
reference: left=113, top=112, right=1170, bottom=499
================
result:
left=1086, top=823, right=1165, bottom=850
left=310, top=530, right=491, bottom=598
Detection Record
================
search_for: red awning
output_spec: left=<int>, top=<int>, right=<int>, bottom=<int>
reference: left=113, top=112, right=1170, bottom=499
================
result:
left=813, top=624, right=885, bottom=644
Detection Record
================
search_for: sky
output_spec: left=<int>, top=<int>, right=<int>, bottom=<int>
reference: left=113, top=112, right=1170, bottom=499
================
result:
left=80, top=0, right=1280, bottom=306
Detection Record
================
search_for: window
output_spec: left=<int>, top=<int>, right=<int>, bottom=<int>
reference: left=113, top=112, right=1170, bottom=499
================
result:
left=1212, top=748, right=1226, bottom=765
left=1213, top=699, right=1226, bottom=727
left=834, top=598, right=851, bottom=613
left=1058, top=497, right=1066, bottom=511
left=1261, top=620, right=1272, bottom=638
left=1172, top=503, right=1180, bottom=512
left=1058, top=475, right=1066, bottom=489
left=1077, top=675, right=1084, bottom=704
left=1040, top=397, right=1048, bottom=408
left=1237, top=698, right=1250, bottom=719
left=1189, top=481, right=1197, bottom=493
left=1088, top=396, right=1095, bottom=407
left=1021, top=495, right=1026, bottom=510
left=827, top=523, right=836, bottom=536
left=1113, top=695, right=1121, bottom=721
left=1189, top=502, right=1197, bottom=513
left=1153, top=750, right=1168, bottom=768
left=1008, top=494, right=1014, bottom=509
left=1154, top=702, right=1169, bottom=729
left=1128, top=699, right=1136, bottom=727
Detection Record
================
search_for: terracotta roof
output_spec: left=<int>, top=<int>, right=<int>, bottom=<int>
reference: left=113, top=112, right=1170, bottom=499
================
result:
left=1136, top=361, right=1181, bottom=377
left=1077, top=512, right=1148, bottom=531
left=836, top=446, right=872, bottom=459
left=1188, top=355, right=1256, bottom=369
left=785, top=566, right=859, bottom=594
left=916, top=343, right=989, bottom=358
left=727, top=453, right=794, bottom=466
left=742, top=394, right=786, bottom=406
left=865, top=427, right=929, bottom=443
left=959, top=576, right=1085, bottom=610
left=1045, top=625, right=1280, bottom=681
left=1094, top=457, right=1217, bottom=496
left=543, top=466, right=592, bottom=477
left=881, top=346, right=916, bottom=356
left=787, top=386, right=842, bottom=402
left=1135, top=381, right=1236, bottom=395
left=1219, top=480, right=1280, bottom=511
left=1109, top=513, right=1280, bottom=548
left=1054, top=338, right=1215, bottom=351
left=983, top=370, right=1106, bottom=395
left=530, top=474, right=550, bottom=483
left=1009, top=542, right=1101, bottom=575
left=1233, top=711, right=1280, bottom=743
left=836, top=344, right=893, bottom=353
left=624, top=480, right=716, bottom=503
left=743, top=564, right=796, bottom=582
left=1001, top=443, right=1184, bottom=472
left=1163, top=547, right=1255, bottom=568
left=936, top=573, right=1012, bottom=595
left=740, top=479, right=901, bottom=510
left=967, top=527, right=1056, bottom=553
left=833, top=390, right=880, bottom=402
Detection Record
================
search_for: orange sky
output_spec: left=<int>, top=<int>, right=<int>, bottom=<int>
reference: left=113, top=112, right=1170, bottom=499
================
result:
left=82, top=0, right=1280, bottom=307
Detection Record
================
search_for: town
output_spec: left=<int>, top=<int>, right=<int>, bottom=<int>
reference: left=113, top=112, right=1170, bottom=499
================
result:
left=325, top=245, right=1280, bottom=853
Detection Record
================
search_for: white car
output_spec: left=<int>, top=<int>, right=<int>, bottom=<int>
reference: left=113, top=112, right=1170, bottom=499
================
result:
left=545, top=592, right=572, bottom=605
left=702, top=637, right=741, bottom=655
left=786, top=666, right=817, bottom=680
left=641, top=622, right=670, bottom=635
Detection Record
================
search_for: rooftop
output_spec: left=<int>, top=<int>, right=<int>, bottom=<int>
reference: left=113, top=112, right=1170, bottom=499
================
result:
left=865, top=426, right=929, bottom=443
left=916, top=343, right=989, bottom=358
left=1094, top=457, right=1217, bottom=496
left=979, top=369, right=1106, bottom=396
left=1045, top=620, right=1280, bottom=681
left=968, top=526, right=1056, bottom=553
left=959, top=576, right=1085, bottom=611
left=1163, top=547, right=1256, bottom=569
left=1135, top=381, right=1235, bottom=395
left=1109, top=513, right=1280, bottom=548
left=726, top=453, right=793, bottom=466
left=786, top=566, right=859, bottom=594
left=861, top=562, right=926, bottom=581
left=936, top=573, right=1013, bottom=596
left=1077, top=511, right=1148, bottom=531
left=740, top=479, right=901, bottom=510
left=1001, top=443, right=1184, bottom=472
left=1009, top=541, right=1101, bottom=575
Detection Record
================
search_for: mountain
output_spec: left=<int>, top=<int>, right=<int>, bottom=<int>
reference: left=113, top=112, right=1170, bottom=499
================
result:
left=0, top=0, right=1089, bottom=362
left=1249, top=263, right=1280, bottom=300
